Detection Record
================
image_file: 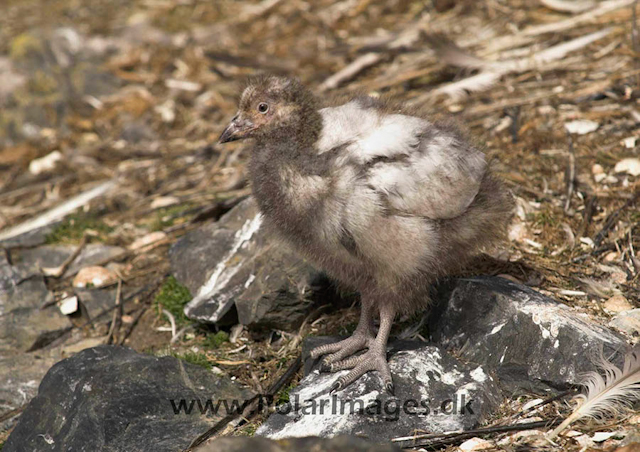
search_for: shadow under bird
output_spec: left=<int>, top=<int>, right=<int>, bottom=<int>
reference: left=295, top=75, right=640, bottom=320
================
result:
left=219, top=75, right=514, bottom=394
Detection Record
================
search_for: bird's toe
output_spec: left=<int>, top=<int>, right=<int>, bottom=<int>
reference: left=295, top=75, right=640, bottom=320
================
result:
left=327, top=348, right=392, bottom=394
left=385, top=382, right=395, bottom=396
left=325, top=353, right=367, bottom=372
left=310, top=332, right=371, bottom=364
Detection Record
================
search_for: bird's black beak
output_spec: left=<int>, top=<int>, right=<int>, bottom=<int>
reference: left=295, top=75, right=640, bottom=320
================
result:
left=218, top=114, right=254, bottom=143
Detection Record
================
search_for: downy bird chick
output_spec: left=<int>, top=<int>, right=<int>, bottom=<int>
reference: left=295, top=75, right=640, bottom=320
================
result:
left=219, top=75, right=514, bottom=394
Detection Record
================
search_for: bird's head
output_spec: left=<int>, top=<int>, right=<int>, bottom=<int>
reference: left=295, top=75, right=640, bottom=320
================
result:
left=219, top=75, right=318, bottom=144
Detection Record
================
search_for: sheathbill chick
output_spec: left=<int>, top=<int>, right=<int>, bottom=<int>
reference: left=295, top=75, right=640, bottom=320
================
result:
left=219, top=75, right=514, bottom=394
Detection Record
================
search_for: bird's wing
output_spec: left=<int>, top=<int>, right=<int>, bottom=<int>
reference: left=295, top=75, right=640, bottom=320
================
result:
left=318, top=101, right=487, bottom=220
left=318, top=101, right=425, bottom=163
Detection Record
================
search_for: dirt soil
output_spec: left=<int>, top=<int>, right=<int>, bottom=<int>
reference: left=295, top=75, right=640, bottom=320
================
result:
left=0, top=0, right=639, bottom=450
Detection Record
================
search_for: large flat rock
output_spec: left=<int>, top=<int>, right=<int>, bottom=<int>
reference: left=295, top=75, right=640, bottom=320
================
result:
left=0, top=348, right=65, bottom=431
left=0, top=253, right=68, bottom=356
left=170, top=197, right=339, bottom=329
left=257, top=277, right=631, bottom=441
left=256, top=337, right=501, bottom=441
left=430, top=277, right=628, bottom=389
left=195, top=435, right=401, bottom=452
left=4, top=345, right=254, bottom=452
left=10, top=243, right=126, bottom=278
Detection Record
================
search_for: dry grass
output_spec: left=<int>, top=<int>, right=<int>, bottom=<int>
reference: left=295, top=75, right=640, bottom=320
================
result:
left=0, top=0, right=639, bottom=449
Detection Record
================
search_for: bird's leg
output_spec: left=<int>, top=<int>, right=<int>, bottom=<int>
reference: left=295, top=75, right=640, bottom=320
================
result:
left=329, top=302, right=396, bottom=394
left=309, top=299, right=374, bottom=365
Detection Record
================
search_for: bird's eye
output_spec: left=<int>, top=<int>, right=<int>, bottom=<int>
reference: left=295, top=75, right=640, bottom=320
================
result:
left=257, top=102, right=269, bottom=114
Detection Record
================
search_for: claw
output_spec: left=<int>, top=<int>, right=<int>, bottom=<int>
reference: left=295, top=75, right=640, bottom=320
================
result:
left=330, top=380, right=342, bottom=394
left=385, top=382, right=395, bottom=396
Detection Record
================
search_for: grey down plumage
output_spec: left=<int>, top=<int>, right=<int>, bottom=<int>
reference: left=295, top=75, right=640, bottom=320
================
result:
left=219, top=75, right=514, bottom=393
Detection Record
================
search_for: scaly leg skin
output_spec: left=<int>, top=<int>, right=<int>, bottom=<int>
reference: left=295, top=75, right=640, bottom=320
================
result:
left=329, top=303, right=396, bottom=395
left=309, top=300, right=374, bottom=367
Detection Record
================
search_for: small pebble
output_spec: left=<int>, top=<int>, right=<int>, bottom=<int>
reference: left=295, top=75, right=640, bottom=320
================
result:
left=58, top=296, right=78, bottom=315
left=594, top=173, right=607, bottom=183
left=614, top=443, right=640, bottom=452
left=458, top=437, right=493, bottom=451
left=150, top=196, right=179, bottom=210
left=73, top=266, right=117, bottom=288
left=614, top=158, right=640, bottom=177
left=611, top=272, right=628, bottom=284
left=592, top=431, right=617, bottom=442
left=565, top=119, right=599, bottom=135
left=604, top=251, right=619, bottom=262
left=130, top=231, right=167, bottom=250
left=29, top=151, right=63, bottom=175
left=604, top=295, right=632, bottom=313
left=609, top=309, right=640, bottom=335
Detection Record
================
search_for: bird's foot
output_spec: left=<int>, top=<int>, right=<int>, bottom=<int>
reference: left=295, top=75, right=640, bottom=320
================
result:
left=329, top=347, right=393, bottom=395
left=309, top=331, right=373, bottom=368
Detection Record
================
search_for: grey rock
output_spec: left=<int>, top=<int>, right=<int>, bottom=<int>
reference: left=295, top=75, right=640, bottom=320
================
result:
left=10, top=243, right=126, bottom=278
left=1, top=28, right=120, bottom=148
left=429, top=277, right=628, bottom=389
left=76, top=288, right=118, bottom=321
left=256, top=336, right=500, bottom=441
left=4, top=345, right=253, bottom=452
left=609, top=308, right=640, bottom=337
left=0, top=57, right=26, bottom=106
left=195, top=435, right=401, bottom=452
left=120, top=119, right=158, bottom=143
left=170, top=197, right=338, bottom=329
left=0, top=254, right=68, bottom=356
left=0, top=348, right=64, bottom=431
left=0, top=224, right=56, bottom=248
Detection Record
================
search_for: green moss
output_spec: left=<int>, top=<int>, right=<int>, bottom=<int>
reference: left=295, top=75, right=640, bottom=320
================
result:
left=241, top=423, right=257, bottom=436
left=172, top=350, right=212, bottom=370
left=29, top=70, right=58, bottom=95
left=151, top=345, right=211, bottom=370
left=276, top=382, right=296, bottom=405
left=150, top=203, right=193, bottom=231
left=203, top=331, right=229, bottom=349
left=152, top=5, right=194, bottom=33
left=154, top=276, right=192, bottom=326
left=10, top=33, right=41, bottom=60
left=45, top=212, right=113, bottom=244
left=532, top=209, right=559, bottom=228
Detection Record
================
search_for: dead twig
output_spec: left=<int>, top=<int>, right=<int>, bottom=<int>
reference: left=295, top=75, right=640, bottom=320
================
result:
left=393, top=418, right=563, bottom=449
left=185, top=355, right=302, bottom=451
left=106, top=278, right=123, bottom=344
left=540, top=0, right=596, bottom=13
left=41, top=234, right=88, bottom=278
left=423, top=28, right=614, bottom=102
left=170, top=323, right=195, bottom=344
left=0, top=404, right=27, bottom=424
left=320, top=52, right=383, bottom=92
left=511, top=388, right=578, bottom=420
left=319, top=15, right=430, bottom=91
left=118, top=306, right=148, bottom=346
left=527, top=0, right=633, bottom=37
left=564, top=134, right=576, bottom=213
left=161, top=309, right=177, bottom=338
left=593, top=190, right=640, bottom=247
left=633, top=0, right=639, bottom=52
left=0, top=180, right=116, bottom=242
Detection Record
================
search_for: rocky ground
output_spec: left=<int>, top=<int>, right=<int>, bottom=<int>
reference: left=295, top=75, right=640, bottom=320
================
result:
left=0, top=0, right=639, bottom=451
